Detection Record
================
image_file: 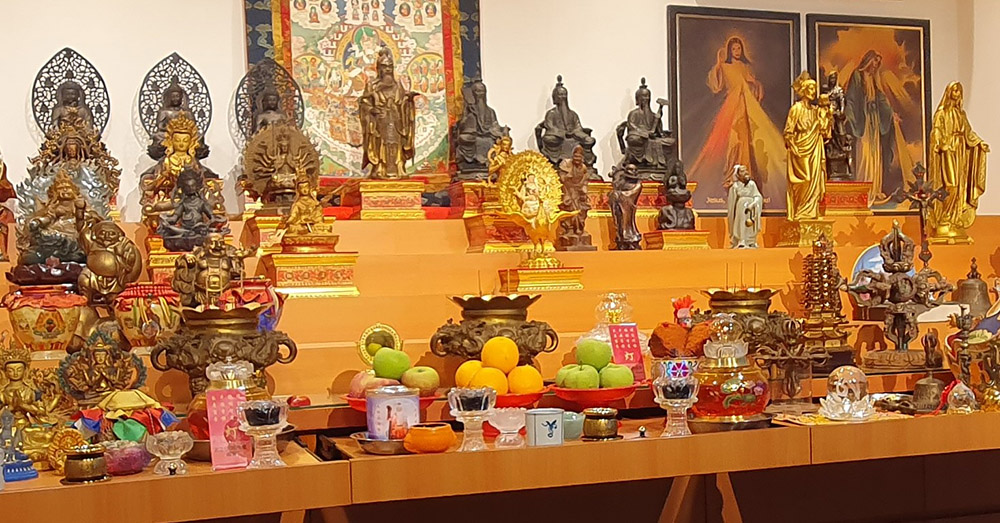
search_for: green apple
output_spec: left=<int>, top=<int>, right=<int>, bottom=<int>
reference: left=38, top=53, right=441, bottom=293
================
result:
left=401, top=366, right=441, bottom=397
left=563, top=364, right=600, bottom=390
left=366, top=342, right=383, bottom=358
left=599, top=363, right=635, bottom=388
left=575, top=338, right=613, bottom=371
left=372, top=347, right=411, bottom=380
left=555, top=364, right=578, bottom=387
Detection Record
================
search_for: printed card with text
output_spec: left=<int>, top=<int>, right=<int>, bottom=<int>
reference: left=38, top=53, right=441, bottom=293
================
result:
left=608, top=323, right=646, bottom=382
left=206, top=389, right=253, bottom=471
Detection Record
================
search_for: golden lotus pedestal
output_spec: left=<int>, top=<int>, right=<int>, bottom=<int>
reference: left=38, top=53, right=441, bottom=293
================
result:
left=241, top=213, right=284, bottom=256
left=259, top=230, right=359, bottom=298
left=642, top=230, right=711, bottom=250
left=822, top=181, right=873, bottom=216
left=777, top=219, right=834, bottom=248
left=359, top=180, right=425, bottom=220
left=498, top=257, right=584, bottom=293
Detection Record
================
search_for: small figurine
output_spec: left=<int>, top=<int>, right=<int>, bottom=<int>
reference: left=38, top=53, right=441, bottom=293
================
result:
left=253, top=88, right=289, bottom=135
left=927, top=82, right=989, bottom=244
left=726, top=165, right=762, bottom=249
left=655, top=161, right=694, bottom=230
left=535, top=76, right=598, bottom=179
left=141, top=115, right=218, bottom=228
left=453, top=79, right=509, bottom=180
left=487, top=135, right=513, bottom=183
left=281, top=171, right=327, bottom=235
left=784, top=71, right=832, bottom=221
left=157, top=168, right=229, bottom=252
left=821, top=72, right=853, bottom=181
left=359, top=47, right=418, bottom=179
left=556, top=146, right=595, bottom=251
left=616, top=78, right=674, bottom=180
left=241, top=123, right=320, bottom=209
left=172, top=233, right=255, bottom=308
left=50, top=80, right=95, bottom=132
left=608, top=164, right=642, bottom=250
left=77, top=221, right=143, bottom=306
left=57, top=328, right=145, bottom=406
left=15, top=169, right=102, bottom=270
left=0, top=159, right=16, bottom=262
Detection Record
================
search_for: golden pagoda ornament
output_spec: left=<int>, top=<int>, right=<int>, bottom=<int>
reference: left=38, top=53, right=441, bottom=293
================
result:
left=801, top=235, right=853, bottom=373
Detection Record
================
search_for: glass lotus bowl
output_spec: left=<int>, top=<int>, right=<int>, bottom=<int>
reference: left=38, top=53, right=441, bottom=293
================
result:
left=448, top=387, right=496, bottom=452
left=948, top=382, right=978, bottom=414
left=238, top=399, right=290, bottom=468
left=145, top=431, right=194, bottom=476
left=651, top=358, right=699, bottom=437
left=489, top=408, right=526, bottom=448
left=818, top=366, right=876, bottom=421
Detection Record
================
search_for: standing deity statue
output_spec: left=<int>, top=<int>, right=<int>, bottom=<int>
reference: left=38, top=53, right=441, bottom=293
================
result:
left=926, top=82, right=989, bottom=244
left=656, top=161, right=694, bottom=231
left=453, top=79, right=508, bottom=179
left=608, top=164, right=643, bottom=250
left=784, top=72, right=832, bottom=221
left=726, top=165, right=763, bottom=249
left=172, top=233, right=254, bottom=308
left=556, top=146, right=595, bottom=251
left=535, top=76, right=598, bottom=179
left=359, top=47, right=417, bottom=179
left=50, top=80, right=95, bottom=132
left=77, top=221, right=142, bottom=306
left=616, top=78, right=674, bottom=180
left=821, top=72, right=853, bottom=181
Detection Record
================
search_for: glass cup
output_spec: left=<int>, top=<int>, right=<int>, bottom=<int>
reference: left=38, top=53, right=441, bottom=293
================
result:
left=238, top=399, right=289, bottom=468
left=447, top=387, right=496, bottom=452
left=145, top=431, right=194, bottom=476
left=652, top=358, right=699, bottom=437
left=489, top=408, right=526, bottom=449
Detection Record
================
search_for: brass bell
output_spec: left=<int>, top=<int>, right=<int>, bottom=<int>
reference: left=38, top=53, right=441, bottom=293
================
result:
left=954, top=258, right=992, bottom=318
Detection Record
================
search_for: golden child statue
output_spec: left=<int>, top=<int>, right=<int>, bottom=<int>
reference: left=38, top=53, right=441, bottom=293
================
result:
left=927, top=82, right=989, bottom=244
left=784, top=71, right=832, bottom=221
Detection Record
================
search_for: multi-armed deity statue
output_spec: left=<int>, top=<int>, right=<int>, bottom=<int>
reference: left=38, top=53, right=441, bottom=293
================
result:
left=453, top=79, right=509, bottom=180
left=926, top=82, right=989, bottom=245
left=242, top=123, right=320, bottom=212
left=536, top=76, right=598, bottom=180
left=726, top=165, right=762, bottom=249
left=616, top=78, right=674, bottom=181
left=360, top=47, right=418, bottom=179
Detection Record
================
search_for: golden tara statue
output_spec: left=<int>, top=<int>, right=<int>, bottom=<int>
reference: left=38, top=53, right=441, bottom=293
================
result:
left=140, top=115, right=219, bottom=227
left=172, top=233, right=255, bottom=308
left=281, top=171, right=330, bottom=236
left=0, top=335, right=69, bottom=464
left=78, top=221, right=143, bottom=306
left=497, top=150, right=577, bottom=268
left=359, top=47, right=418, bottom=179
left=927, top=82, right=989, bottom=244
left=241, top=123, right=320, bottom=210
left=784, top=72, right=832, bottom=221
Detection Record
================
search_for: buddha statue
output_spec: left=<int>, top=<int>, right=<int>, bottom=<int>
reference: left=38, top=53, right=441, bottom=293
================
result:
left=616, top=78, right=674, bottom=180
left=359, top=46, right=418, bottom=179
left=78, top=221, right=142, bottom=306
left=172, top=233, right=254, bottom=308
left=0, top=337, right=62, bottom=464
left=15, top=169, right=102, bottom=280
left=140, top=115, right=218, bottom=228
left=50, top=80, right=95, bottom=132
left=281, top=171, right=328, bottom=236
left=58, top=328, right=145, bottom=407
left=253, top=88, right=289, bottom=136
left=157, top=168, right=230, bottom=252
left=453, top=79, right=508, bottom=180
left=535, top=76, right=598, bottom=180
left=148, top=77, right=207, bottom=160
left=656, top=161, right=695, bottom=230
left=242, top=123, right=320, bottom=210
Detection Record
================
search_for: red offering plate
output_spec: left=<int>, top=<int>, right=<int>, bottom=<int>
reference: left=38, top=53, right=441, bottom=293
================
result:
left=342, top=394, right=439, bottom=413
left=550, top=385, right=638, bottom=407
left=494, top=387, right=549, bottom=408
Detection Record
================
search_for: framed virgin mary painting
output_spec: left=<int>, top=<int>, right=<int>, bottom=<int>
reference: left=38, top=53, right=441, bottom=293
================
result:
left=668, top=6, right=800, bottom=213
left=806, top=14, right=931, bottom=211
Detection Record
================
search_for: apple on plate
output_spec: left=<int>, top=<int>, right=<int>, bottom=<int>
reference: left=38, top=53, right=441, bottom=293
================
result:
left=401, top=366, right=441, bottom=397
left=562, top=364, right=600, bottom=390
left=575, top=338, right=613, bottom=371
left=599, top=363, right=635, bottom=389
left=372, top=347, right=412, bottom=380
left=348, top=370, right=400, bottom=398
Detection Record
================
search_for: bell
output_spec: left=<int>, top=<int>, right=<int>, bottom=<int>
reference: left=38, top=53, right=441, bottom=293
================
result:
left=912, top=372, right=945, bottom=412
left=954, top=258, right=992, bottom=318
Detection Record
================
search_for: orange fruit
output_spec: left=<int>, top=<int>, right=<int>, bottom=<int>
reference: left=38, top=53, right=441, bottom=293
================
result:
left=481, top=337, right=519, bottom=374
left=507, top=365, right=544, bottom=394
left=469, top=367, right=509, bottom=395
left=454, top=360, right=483, bottom=387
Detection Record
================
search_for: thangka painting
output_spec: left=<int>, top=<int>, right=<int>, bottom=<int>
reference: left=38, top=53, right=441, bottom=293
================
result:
left=807, top=14, right=931, bottom=210
left=244, top=0, right=482, bottom=176
left=668, top=6, right=800, bottom=213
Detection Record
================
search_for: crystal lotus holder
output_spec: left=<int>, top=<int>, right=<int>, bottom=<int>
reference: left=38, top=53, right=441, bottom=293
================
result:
left=145, top=431, right=194, bottom=476
left=238, top=399, right=289, bottom=468
left=448, top=387, right=496, bottom=452
left=818, top=366, right=876, bottom=421
left=489, top=407, right=526, bottom=448
left=652, top=359, right=699, bottom=437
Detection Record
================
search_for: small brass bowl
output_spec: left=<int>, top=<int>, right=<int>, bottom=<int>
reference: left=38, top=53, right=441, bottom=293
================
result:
left=582, top=407, right=621, bottom=441
left=61, top=444, right=111, bottom=485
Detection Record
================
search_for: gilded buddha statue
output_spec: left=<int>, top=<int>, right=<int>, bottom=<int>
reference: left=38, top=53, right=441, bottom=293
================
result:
left=359, top=47, right=418, bottom=179
left=281, top=171, right=328, bottom=236
left=78, top=221, right=143, bottom=306
left=0, top=337, right=66, bottom=464
left=148, top=78, right=208, bottom=160
left=140, top=115, right=219, bottom=228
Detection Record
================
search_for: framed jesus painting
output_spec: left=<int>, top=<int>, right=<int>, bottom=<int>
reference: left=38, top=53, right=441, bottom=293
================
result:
left=806, top=14, right=931, bottom=211
left=668, top=6, right=800, bottom=214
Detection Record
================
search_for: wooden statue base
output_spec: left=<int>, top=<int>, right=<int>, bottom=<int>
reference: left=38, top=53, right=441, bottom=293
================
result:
left=359, top=180, right=425, bottom=220
left=464, top=213, right=531, bottom=253
left=498, top=266, right=584, bottom=293
left=822, top=181, right=873, bottom=216
left=863, top=349, right=927, bottom=371
left=776, top=219, right=835, bottom=248
left=259, top=251, right=360, bottom=298
left=241, top=214, right=284, bottom=256
left=587, top=181, right=697, bottom=218
left=642, top=230, right=711, bottom=250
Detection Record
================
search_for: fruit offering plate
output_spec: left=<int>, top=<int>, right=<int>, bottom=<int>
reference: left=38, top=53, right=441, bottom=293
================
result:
left=550, top=385, right=638, bottom=407
left=495, top=387, right=550, bottom=408
left=342, top=394, right=440, bottom=413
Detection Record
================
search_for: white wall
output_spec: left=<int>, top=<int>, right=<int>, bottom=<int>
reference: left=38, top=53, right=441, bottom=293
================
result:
left=0, top=0, right=247, bottom=221
left=479, top=0, right=984, bottom=207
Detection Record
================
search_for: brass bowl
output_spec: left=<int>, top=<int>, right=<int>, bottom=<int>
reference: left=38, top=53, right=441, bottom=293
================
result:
left=582, top=407, right=620, bottom=440
left=701, top=288, right=776, bottom=316
left=62, top=444, right=110, bottom=484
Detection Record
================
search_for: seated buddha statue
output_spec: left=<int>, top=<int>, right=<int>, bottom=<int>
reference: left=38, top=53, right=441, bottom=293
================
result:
left=147, top=78, right=208, bottom=160
left=252, top=88, right=289, bottom=136
left=140, top=115, right=218, bottom=228
left=50, top=80, right=96, bottom=133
